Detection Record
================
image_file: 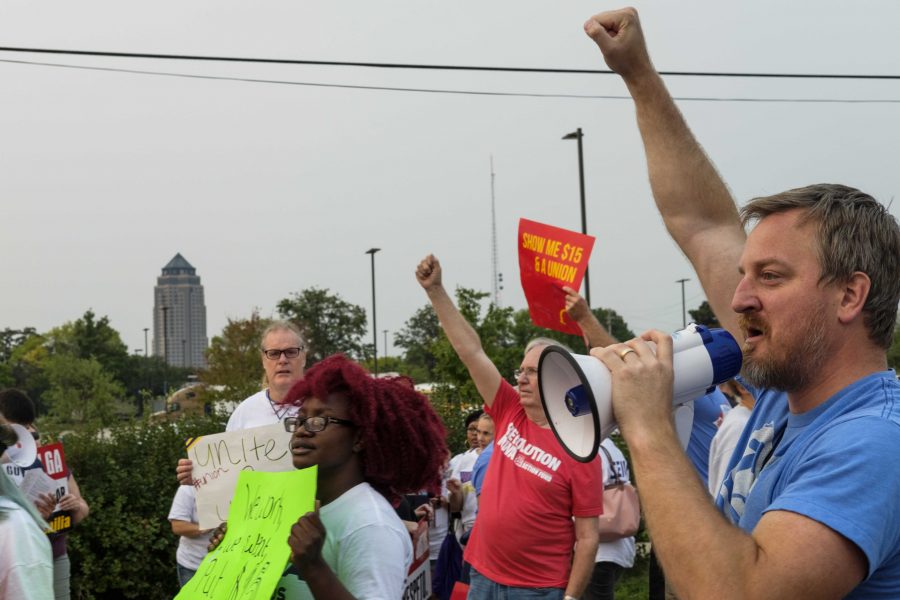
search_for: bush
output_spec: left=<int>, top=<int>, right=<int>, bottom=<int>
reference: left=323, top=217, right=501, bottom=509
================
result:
left=54, top=414, right=227, bottom=599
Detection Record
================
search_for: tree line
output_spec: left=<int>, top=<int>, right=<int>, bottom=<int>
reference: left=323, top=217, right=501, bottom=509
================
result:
left=3, top=288, right=897, bottom=435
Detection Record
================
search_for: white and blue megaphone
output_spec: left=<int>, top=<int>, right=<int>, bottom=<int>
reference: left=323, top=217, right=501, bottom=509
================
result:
left=537, top=323, right=742, bottom=462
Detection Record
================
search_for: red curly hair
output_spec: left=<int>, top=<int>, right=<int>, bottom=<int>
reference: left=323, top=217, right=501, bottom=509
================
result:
left=283, top=354, right=448, bottom=503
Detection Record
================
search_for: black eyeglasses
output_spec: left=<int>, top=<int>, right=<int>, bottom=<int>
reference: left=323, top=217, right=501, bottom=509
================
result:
left=262, top=347, right=305, bottom=360
left=283, top=416, right=355, bottom=433
left=514, top=367, right=538, bottom=380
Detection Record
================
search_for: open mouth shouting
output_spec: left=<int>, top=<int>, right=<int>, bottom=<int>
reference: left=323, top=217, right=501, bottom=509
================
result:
left=739, top=315, right=767, bottom=348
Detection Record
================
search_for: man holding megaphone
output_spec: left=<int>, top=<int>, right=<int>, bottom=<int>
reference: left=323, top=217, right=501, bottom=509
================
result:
left=417, top=255, right=604, bottom=600
left=584, top=7, right=900, bottom=600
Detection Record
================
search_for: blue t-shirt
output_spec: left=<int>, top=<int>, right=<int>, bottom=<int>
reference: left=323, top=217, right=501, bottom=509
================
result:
left=471, top=443, right=494, bottom=495
left=684, top=390, right=730, bottom=484
left=715, top=371, right=900, bottom=598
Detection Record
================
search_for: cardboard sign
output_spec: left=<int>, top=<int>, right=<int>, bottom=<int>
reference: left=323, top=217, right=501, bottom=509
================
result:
left=402, top=518, right=431, bottom=600
left=518, top=218, right=595, bottom=335
left=177, top=468, right=317, bottom=600
left=186, top=423, right=296, bottom=529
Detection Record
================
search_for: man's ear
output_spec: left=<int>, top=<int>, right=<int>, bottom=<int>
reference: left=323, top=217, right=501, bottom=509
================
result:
left=836, top=272, right=871, bottom=325
left=353, top=434, right=364, bottom=453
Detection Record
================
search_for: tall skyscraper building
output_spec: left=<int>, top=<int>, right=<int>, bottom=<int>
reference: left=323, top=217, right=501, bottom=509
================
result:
left=153, top=253, right=208, bottom=369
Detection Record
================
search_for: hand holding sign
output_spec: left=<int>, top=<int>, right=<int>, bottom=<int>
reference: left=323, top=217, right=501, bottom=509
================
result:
left=187, top=422, right=295, bottom=529
left=288, top=500, right=327, bottom=574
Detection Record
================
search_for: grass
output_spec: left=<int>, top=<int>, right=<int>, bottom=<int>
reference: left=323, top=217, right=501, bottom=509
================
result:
left=617, top=554, right=650, bottom=599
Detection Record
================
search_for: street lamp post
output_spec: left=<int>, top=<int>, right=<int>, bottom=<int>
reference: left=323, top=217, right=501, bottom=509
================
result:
left=676, top=278, right=690, bottom=328
left=383, top=329, right=389, bottom=360
left=562, top=128, right=590, bottom=306
left=161, top=306, right=169, bottom=395
left=365, top=248, right=381, bottom=376
left=142, top=327, right=150, bottom=416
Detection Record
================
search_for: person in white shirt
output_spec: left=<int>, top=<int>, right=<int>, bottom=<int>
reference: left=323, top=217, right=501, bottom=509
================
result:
left=167, top=485, right=213, bottom=587
left=0, top=418, right=53, bottom=600
left=586, top=438, right=636, bottom=600
left=177, top=321, right=306, bottom=483
left=210, top=354, right=449, bottom=600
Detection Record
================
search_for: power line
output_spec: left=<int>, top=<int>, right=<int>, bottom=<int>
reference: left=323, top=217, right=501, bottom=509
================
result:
left=2, top=45, right=900, bottom=80
left=4, top=58, right=900, bottom=104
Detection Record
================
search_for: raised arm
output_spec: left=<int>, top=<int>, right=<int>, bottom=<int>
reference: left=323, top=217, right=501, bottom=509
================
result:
left=416, top=255, right=502, bottom=406
left=584, top=8, right=745, bottom=340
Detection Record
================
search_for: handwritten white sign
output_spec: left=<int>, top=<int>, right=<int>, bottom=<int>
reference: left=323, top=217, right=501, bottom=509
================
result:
left=187, top=423, right=295, bottom=529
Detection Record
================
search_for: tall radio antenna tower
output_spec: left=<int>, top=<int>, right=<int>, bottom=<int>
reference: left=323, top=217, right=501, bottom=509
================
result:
left=490, top=155, right=501, bottom=306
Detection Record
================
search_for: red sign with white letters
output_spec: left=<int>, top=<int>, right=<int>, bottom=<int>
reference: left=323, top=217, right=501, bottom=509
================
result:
left=37, top=442, right=69, bottom=481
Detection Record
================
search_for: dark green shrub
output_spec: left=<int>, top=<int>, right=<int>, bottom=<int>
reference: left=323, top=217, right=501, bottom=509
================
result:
left=57, top=414, right=227, bottom=599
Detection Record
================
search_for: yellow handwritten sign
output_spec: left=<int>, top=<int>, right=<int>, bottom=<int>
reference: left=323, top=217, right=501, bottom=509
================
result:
left=177, top=467, right=317, bottom=600
left=187, top=422, right=295, bottom=529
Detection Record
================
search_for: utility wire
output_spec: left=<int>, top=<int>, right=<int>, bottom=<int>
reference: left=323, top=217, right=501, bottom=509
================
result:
left=4, top=58, right=900, bottom=104
left=1, top=45, right=900, bottom=80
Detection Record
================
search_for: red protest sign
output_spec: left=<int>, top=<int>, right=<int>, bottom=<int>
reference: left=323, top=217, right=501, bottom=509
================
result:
left=518, top=218, right=595, bottom=336
left=37, top=442, right=69, bottom=481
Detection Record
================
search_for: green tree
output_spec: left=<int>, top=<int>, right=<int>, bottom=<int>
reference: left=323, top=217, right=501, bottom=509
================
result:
left=201, top=312, right=270, bottom=403
left=689, top=300, right=721, bottom=329
left=48, top=310, right=130, bottom=382
left=0, top=327, right=38, bottom=388
left=277, top=287, right=368, bottom=364
left=42, top=354, right=125, bottom=426
left=5, top=332, right=51, bottom=412
left=393, top=305, right=441, bottom=382
left=121, top=354, right=193, bottom=415
left=0, top=327, right=37, bottom=363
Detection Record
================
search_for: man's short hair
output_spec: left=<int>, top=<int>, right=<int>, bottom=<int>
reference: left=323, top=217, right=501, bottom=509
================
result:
left=0, top=389, right=36, bottom=425
left=260, top=320, right=307, bottom=350
left=524, top=337, right=573, bottom=356
left=741, top=184, right=900, bottom=348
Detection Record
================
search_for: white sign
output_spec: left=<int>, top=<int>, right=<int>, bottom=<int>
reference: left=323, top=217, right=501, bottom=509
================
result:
left=402, top=519, right=432, bottom=600
left=188, top=423, right=295, bottom=529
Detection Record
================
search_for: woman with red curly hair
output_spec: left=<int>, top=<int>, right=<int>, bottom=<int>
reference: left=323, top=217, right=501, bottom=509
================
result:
left=272, top=354, right=448, bottom=600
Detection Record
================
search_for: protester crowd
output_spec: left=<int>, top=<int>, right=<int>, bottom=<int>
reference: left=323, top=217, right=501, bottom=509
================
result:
left=2, top=5, right=899, bottom=600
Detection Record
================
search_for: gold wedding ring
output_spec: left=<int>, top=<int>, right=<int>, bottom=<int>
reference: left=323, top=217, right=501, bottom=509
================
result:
left=618, top=348, right=636, bottom=360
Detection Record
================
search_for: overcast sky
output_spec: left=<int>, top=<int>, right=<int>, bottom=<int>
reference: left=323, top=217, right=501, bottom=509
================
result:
left=2, top=1, right=899, bottom=358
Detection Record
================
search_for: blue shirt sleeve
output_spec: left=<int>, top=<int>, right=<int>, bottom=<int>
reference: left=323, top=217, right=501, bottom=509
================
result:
left=471, top=443, right=494, bottom=495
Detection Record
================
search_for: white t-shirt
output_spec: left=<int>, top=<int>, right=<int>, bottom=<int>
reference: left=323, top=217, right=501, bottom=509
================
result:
left=427, top=480, right=450, bottom=560
left=0, top=496, right=53, bottom=600
left=272, top=482, right=413, bottom=599
left=594, top=439, right=636, bottom=568
left=707, top=404, right=752, bottom=497
left=168, top=485, right=213, bottom=570
left=226, top=389, right=299, bottom=432
left=448, top=449, right=480, bottom=532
